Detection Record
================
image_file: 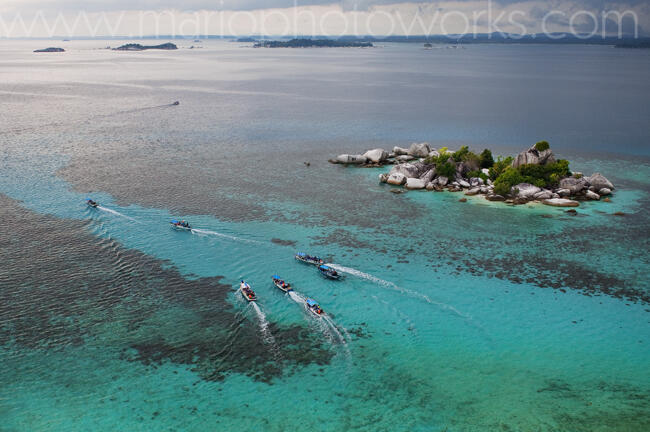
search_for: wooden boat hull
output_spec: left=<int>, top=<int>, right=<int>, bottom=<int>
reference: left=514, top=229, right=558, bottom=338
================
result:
left=294, top=255, right=323, bottom=266
left=240, top=283, right=257, bottom=301
left=170, top=223, right=192, bottom=231
left=272, top=280, right=292, bottom=292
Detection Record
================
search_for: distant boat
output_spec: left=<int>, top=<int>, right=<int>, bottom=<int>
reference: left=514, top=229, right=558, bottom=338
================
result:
left=424, top=43, right=433, bottom=49
left=172, top=101, right=180, bottom=106
left=86, top=198, right=98, bottom=208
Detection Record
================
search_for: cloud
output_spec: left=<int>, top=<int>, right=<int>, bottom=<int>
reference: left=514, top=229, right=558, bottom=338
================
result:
left=3, top=0, right=650, bottom=14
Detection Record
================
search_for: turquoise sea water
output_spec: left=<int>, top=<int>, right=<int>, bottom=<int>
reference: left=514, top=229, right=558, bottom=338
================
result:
left=1, top=40, right=649, bottom=431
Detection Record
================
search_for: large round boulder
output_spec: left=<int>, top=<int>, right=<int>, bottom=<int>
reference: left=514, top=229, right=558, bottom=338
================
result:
left=586, top=173, right=614, bottom=191
left=408, top=142, right=431, bottom=158
left=559, top=177, right=588, bottom=194
left=387, top=173, right=407, bottom=185
left=512, top=144, right=556, bottom=168
left=363, top=148, right=389, bottom=163
left=389, top=163, right=420, bottom=178
left=393, top=146, right=409, bottom=155
left=533, top=190, right=553, bottom=200
left=334, top=154, right=367, bottom=164
left=513, top=183, right=541, bottom=199
left=419, top=168, right=436, bottom=184
left=405, top=178, right=426, bottom=190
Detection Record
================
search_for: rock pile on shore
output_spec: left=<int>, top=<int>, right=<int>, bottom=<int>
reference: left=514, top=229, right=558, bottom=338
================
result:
left=329, top=142, right=615, bottom=207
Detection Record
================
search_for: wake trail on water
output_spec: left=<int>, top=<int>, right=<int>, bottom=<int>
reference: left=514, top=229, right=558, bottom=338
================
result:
left=251, top=303, right=275, bottom=344
left=289, top=291, right=350, bottom=355
left=96, top=206, right=138, bottom=222
left=371, top=294, right=418, bottom=335
left=249, top=302, right=283, bottom=361
left=326, top=263, right=471, bottom=321
left=191, top=228, right=260, bottom=244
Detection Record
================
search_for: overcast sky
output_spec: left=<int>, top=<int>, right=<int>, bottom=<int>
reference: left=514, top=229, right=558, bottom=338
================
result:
left=0, top=1, right=646, bottom=37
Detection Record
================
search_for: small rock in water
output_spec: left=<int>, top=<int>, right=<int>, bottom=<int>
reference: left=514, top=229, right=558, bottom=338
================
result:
left=614, top=211, right=626, bottom=216
left=599, top=188, right=612, bottom=195
left=459, top=198, right=467, bottom=202
left=542, top=198, right=580, bottom=207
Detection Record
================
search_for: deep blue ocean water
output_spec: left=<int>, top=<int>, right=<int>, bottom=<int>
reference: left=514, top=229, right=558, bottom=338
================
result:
left=1, top=40, right=649, bottom=431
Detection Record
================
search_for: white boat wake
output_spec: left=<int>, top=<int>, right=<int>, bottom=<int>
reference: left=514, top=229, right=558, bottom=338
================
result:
left=371, top=294, right=417, bottom=335
left=326, top=263, right=471, bottom=321
left=251, top=302, right=276, bottom=345
left=249, top=302, right=284, bottom=360
left=191, top=228, right=260, bottom=244
left=289, top=291, right=350, bottom=355
left=96, top=206, right=137, bottom=222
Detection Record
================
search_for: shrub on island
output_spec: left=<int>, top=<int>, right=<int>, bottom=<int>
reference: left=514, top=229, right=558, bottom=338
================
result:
left=534, top=140, right=550, bottom=151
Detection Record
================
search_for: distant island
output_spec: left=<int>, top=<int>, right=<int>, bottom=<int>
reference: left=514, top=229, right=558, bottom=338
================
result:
left=236, top=37, right=258, bottom=43
left=33, top=47, right=65, bottom=53
left=330, top=141, right=616, bottom=208
left=113, top=43, right=178, bottom=51
left=254, top=39, right=373, bottom=48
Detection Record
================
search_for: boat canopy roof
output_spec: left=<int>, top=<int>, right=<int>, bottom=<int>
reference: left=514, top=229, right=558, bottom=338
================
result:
left=306, top=299, right=317, bottom=306
left=171, top=219, right=179, bottom=224
left=272, top=275, right=281, bottom=279
left=319, top=265, right=331, bottom=270
left=297, top=252, right=306, bottom=256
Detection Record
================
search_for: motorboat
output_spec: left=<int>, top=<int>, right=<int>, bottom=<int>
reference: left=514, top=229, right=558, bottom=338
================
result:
left=305, top=299, right=324, bottom=317
left=294, top=252, right=324, bottom=266
left=318, top=264, right=340, bottom=280
left=240, top=281, right=257, bottom=302
left=271, top=275, right=292, bottom=292
left=86, top=198, right=98, bottom=208
left=170, top=219, right=191, bottom=230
